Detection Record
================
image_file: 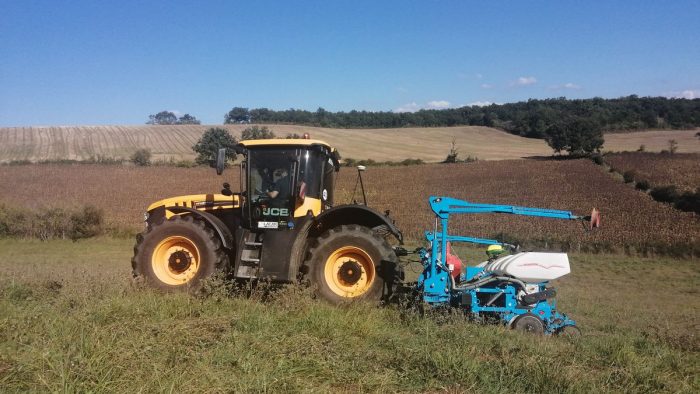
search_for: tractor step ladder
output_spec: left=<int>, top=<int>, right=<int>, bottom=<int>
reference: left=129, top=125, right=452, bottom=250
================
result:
left=237, top=232, right=263, bottom=278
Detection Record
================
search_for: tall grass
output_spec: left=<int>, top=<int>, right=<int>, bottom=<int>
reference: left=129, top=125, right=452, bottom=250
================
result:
left=0, top=204, right=104, bottom=240
left=0, top=238, right=697, bottom=392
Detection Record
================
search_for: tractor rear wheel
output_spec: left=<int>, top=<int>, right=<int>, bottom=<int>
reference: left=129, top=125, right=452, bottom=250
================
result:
left=306, top=224, right=400, bottom=304
left=132, top=215, right=227, bottom=291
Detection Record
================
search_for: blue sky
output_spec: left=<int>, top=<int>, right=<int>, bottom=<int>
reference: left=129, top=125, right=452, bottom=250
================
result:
left=1, top=0, right=698, bottom=126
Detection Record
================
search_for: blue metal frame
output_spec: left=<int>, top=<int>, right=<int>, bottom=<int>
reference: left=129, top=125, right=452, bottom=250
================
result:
left=416, top=196, right=581, bottom=334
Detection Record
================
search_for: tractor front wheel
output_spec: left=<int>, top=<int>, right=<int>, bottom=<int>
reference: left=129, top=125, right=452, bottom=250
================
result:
left=132, top=215, right=227, bottom=291
left=307, top=224, right=400, bottom=304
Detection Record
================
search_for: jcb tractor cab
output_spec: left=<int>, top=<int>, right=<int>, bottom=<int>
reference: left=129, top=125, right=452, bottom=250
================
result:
left=132, top=138, right=403, bottom=304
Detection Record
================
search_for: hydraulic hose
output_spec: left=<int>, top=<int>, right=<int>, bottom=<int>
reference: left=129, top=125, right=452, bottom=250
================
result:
left=451, top=274, right=526, bottom=292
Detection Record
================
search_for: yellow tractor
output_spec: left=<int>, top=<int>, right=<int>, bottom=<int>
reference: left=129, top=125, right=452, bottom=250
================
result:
left=132, top=139, right=403, bottom=303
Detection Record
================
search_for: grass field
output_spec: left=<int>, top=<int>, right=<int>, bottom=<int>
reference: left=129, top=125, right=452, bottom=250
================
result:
left=0, top=238, right=697, bottom=392
left=1, top=125, right=698, bottom=164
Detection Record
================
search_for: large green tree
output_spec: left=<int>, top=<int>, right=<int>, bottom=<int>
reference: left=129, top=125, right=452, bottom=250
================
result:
left=224, top=107, right=250, bottom=124
left=192, top=128, right=238, bottom=165
left=177, top=114, right=201, bottom=125
left=147, top=111, right=201, bottom=125
left=544, top=117, right=604, bottom=155
left=147, top=111, right=178, bottom=125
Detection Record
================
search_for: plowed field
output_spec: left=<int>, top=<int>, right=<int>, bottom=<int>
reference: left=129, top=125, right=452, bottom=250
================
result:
left=605, top=152, right=700, bottom=192
left=1, top=159, right=697, bottom=254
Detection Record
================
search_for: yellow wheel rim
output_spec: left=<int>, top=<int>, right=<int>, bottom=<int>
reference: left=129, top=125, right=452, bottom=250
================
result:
left=324, top=246, right=375, bottom=298
left=152, top=236, right=200, bottom=285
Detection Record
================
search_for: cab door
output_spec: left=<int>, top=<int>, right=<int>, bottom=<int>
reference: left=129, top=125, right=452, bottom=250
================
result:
left=245, top=148, right=298, bottom=231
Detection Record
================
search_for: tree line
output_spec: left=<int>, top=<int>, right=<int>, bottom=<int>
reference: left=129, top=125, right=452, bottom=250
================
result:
left=224, top=96, right=700, bottom=137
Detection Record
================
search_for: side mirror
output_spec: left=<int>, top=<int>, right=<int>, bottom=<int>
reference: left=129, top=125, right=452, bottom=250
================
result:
left=216, top=148, right=226, bottom=175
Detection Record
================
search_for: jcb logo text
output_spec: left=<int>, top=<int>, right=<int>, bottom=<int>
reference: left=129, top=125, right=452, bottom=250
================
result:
left=263, top=208, right=289, bottom=216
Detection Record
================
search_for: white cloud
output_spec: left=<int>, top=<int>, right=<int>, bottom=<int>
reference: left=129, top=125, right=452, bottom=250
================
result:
left=426, top=100, right=451, bottom=109
left=394, top=102, right=421, bottom=113
left=513, top=76, right=537, bottom=86
left=475, top=73, right=483, bottom=80
left=667, top=89, right=699, bottom=99
left=394, top=100, right=452, bottom=113
left=466, top=101, right=495, bottom=107
left=396, top=86, right=408, bottom=93
left=480, top=83, right=493, bottom=89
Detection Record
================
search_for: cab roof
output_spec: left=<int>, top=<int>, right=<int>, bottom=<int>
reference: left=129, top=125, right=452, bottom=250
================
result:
left=238, top=139, right=335, bottom=152
left=237, top=138, right=341, bottom=169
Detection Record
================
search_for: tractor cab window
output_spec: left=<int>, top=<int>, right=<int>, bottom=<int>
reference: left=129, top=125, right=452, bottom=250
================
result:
left=298, top=149, right=323, bottom=200
left=248, top=149, right=295, bottom=211
left=297, top=147, right=335, bottom=207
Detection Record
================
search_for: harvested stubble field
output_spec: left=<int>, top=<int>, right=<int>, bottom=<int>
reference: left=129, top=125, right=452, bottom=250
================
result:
left=605, top=152, right=700, bottom=192
left=2, top=125, right=698, bottom=164
left=0, top=238, right=698, bottom=392
left=0, top=125, right=552, bottom=163
left=603, top=129, right=700, bottom=154
left=1, top=159, right=698, bottom=254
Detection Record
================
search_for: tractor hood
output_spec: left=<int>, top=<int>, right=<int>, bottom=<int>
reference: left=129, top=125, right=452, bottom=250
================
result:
left=147, top=194, right=240, bottom=215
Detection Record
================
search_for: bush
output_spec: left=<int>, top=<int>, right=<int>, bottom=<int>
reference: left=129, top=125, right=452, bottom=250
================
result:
left=0, top=205, right=104, bottom=240
left=674, top=189, right=700, bottom=214
left=443, top=137, right=458, bottom=163
left=69, top=205, right=105, bottom=240
left=622, top=170, right=636, bottom=183
left=668, top=139, right=678, bottom=154
left=649, top=185, right=679, bottom=204
left=241, top=126, right=275, bottom=140
left=400, top=158, right=425, bottom=166
left=590, top=153, right=605, bottom=165
left=131, top=148, right=152, bottom=166
left=635, top=179, right=650, bottom=191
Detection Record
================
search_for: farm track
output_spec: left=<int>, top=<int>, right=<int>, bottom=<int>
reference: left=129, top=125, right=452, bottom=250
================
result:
left=2, top=125, right=697, bottom=163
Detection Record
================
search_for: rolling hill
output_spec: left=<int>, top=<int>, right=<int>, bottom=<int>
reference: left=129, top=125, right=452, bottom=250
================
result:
left=0, top=125, right=697, bottom=163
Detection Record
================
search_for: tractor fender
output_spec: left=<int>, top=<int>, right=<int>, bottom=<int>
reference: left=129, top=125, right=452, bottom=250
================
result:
left=311, top=204, right=403, bottom=244
left=149, top=205, right=235, bottom=250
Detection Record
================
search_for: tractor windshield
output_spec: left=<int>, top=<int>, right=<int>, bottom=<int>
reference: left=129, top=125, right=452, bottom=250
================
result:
left=248, top=149, right=295, bottom=208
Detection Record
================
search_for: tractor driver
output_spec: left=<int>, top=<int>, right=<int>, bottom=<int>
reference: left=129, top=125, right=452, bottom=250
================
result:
left=266, top=167, right=290, bottom=207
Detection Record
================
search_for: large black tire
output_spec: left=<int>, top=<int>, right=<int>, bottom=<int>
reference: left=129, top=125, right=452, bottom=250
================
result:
left=306, top=224, right=401, bottom=304
left=132, top=215, right=227, bottom=291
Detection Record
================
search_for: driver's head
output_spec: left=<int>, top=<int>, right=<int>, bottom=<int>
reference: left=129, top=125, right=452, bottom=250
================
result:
left=273, top=168, right=288, bottom=181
